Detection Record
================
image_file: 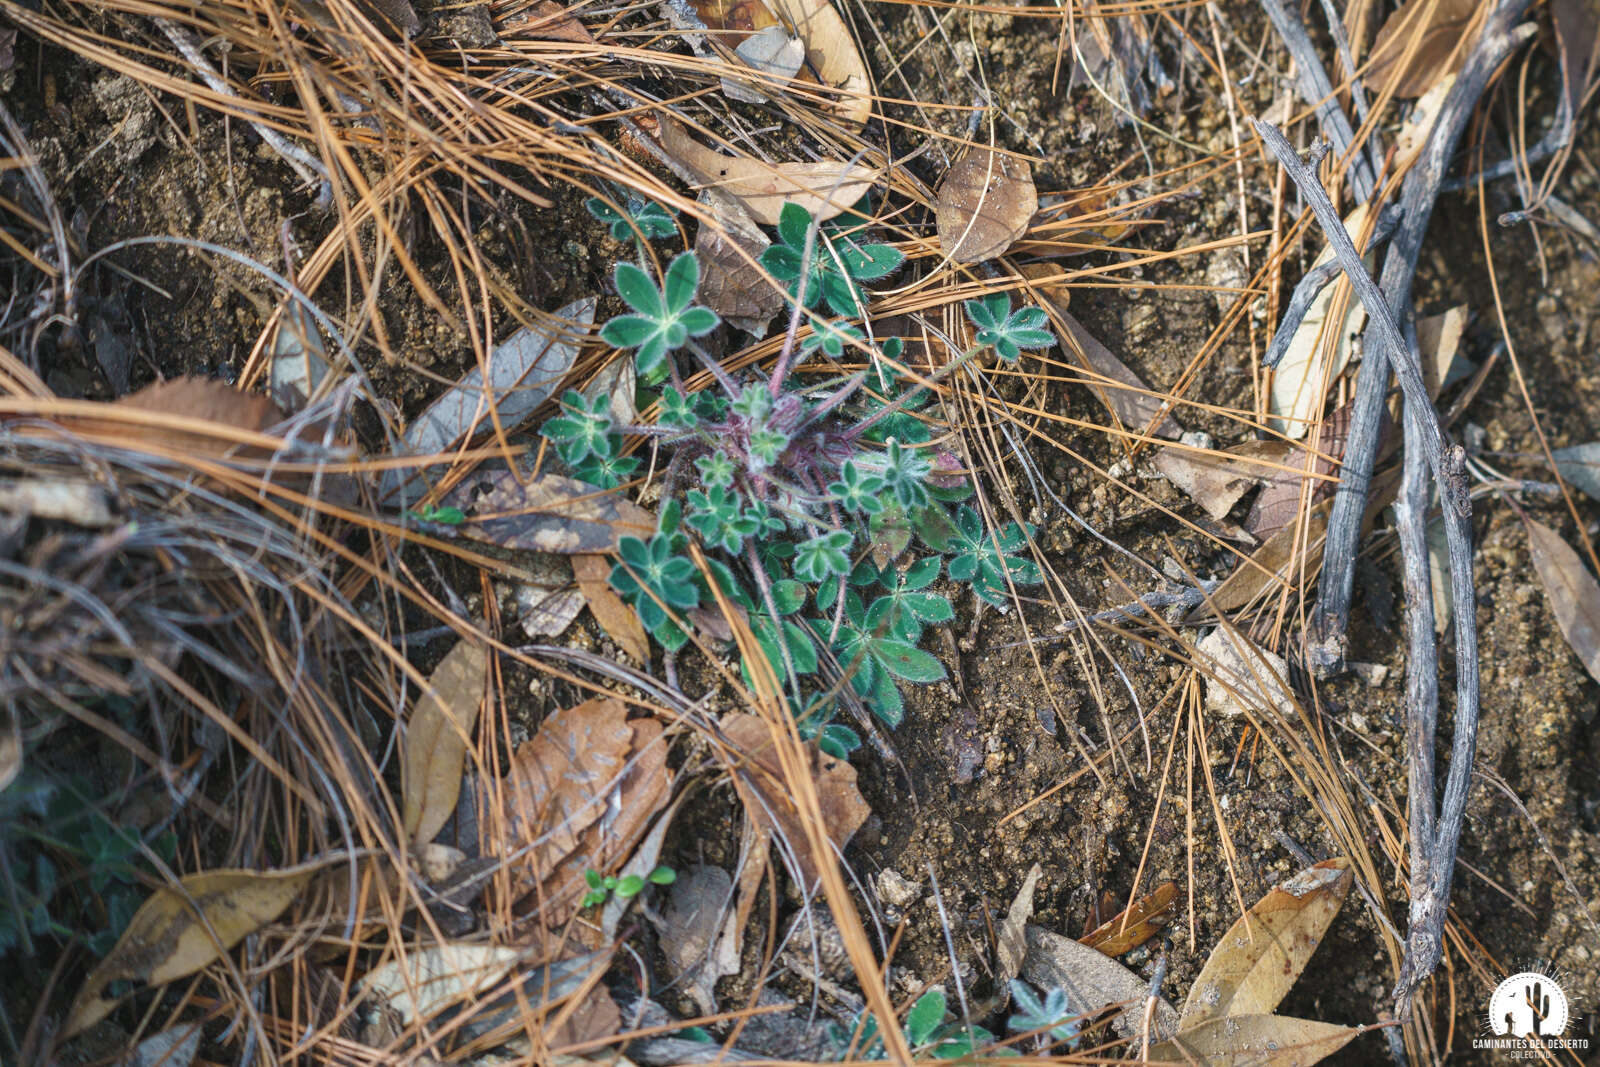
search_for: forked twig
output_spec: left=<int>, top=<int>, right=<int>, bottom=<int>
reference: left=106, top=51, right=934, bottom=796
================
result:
left=1255, top=122, right=1481, bottom=1010
left=1304, top=0, right=1537, bottom=674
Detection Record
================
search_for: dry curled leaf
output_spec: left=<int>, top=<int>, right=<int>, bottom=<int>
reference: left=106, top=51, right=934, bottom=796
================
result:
left=1021, top=924, right=1181, bottom=1040
left=1549, top=442, right=1600, bottom=504
left=656, top=117, right=877, bottom=227
left=504, top=0, right=594, bottom=42
left=0, top=478, right=115, bottom=526
left=1181, top=858, right=1352, bottom=1025
left=720, top=713, right=870, bottom=890
left=574, top=552, right=650, bottom=663
left=1081, top=881, right=1178, bottom=956
left=445, top=470, right=655, bottom=554
left=1152, top=1013, right=1360, bottom=1066
left=655, top=864, right=740, bottom=1015
left=1270, top=205, right=1372, bottom=440
left=403, top=638, right=489, bottom=846
left=362, top=943, right=525, bottom=1027
left=765, top=0, right=871, bottom=123
left=722, top=24, right=806, bottom=103
left=501, top=699, right=673, bottom=926
left=996, top=863, right=1042, bottom=989
left=936, top=149, right=1037, bottom=264
left=386, top=297, right=594, bottom=498
left=696, top=190, right=784, bottom=335
left=1526, top=520, right=1600, bottom=685
left=65, top=863, right=325, bottom=1037
left=1246, top=409, right=1349, bottom=541
left=1154, top=441, right=1292, bottom=523
left=1366, top=0, right=1478, bottom=98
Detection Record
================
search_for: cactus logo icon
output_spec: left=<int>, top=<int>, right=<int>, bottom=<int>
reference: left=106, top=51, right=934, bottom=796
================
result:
left=1489, top=972, right=1569, bottom=1038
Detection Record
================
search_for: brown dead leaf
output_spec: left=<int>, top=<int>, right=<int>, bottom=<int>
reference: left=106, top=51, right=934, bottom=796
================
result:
left=574, top=553, right=650, bottom=663
left=656, top=117, right=877, bottom=227
left=655, top=863, right=739, bottom=1015
left=546, top=983, right=622, bottom=1048
left=1151, top=1014, right=1360, bottom=1066
left=1197, top=628, right=1296, bottom=721
left=1081, top=881, right=1178, bottom=956
left=54, top=377, right=284, bottom=459
left=507, top=697, right=633, bottom=862
left=445, top=470, right=654, bottom=554
left=1418, top=305, right=1469, bottom=401
left=66, top=863, right=324, bottom=1037
left=936, top=149, right=1038, bottom=264
left=721, top=713, right=870, bottom=889
left=504, top=0, right=594, bottom=42
left=996, top=863, right=1042, bottom=988
left=1553, top=0, right=1599, bottom=120
left=1367, top=0, right=1479, bottom=98
left=1246, top=409, right=1349, bottom=541
left=695, top=190, right=784, bottom=335
left=765, top=0, right=871, bottom=124
left=502, top=700, right=673, bottom=927
left=403, top=638, right=489, bottom=847
left=1181, top=858, right=1352, bottom=1025
left=1527, top=520, right=1600, bottom=685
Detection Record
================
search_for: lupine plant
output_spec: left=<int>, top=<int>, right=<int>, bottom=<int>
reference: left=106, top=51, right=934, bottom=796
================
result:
left=547, top=200, right=1052, bottom=757
left=826, top=987, right=1009, bottom=1060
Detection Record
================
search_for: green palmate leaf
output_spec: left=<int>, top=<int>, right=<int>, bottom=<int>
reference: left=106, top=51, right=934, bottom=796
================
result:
left=878, top=438, right=932, bottom=509
left=663, top=251, right=700, bottom=312
left=794, top=529, right=853, bottom=582
left=572, top=450, right=639, bottom=489
left=801, top=318, right=864, bottom=360
left=839, top=241, right=904, bottom=280
left=599, top=314, right=656, bottom=349
left=777, top=201, right=812, bottom=250
left=540, top=389, right=613, bottom=465
left=829, top=459, right=886, bottom=514
left=748, top=427, right=790, bottom=468
left=963, top=293, right=1055, bottom=362
left=769, top=579, right=807, bottom=614
left=659, top=386, right=698, bottom=428
left=694, top=450, right=736, bottom=488
left=679, top=306, right=719, bottom=335
left=821, top=269, right=863, bottom=317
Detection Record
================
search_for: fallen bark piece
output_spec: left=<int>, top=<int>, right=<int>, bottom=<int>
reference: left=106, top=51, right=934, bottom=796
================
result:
left=1197, top=628, right=1295, bottom=721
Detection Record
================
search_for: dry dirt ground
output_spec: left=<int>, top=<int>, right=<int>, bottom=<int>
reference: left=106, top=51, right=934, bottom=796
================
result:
left=10, top=1, right=1600, bottom=1061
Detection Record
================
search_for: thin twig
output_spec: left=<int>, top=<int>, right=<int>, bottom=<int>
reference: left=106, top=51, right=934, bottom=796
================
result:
left=155, top=18, right=330, bottom=192
left=1264, top=205, right=1401, bottom=370
left=1254, top=121, right=1483, bottom=1010
left=1258, top=0, right=1377, bottom=203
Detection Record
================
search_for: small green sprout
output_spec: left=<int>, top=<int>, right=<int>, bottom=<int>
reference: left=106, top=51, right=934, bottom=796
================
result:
left=580, top=864, right=677, bottom=908
left=585, top=195, right=678, bottom=243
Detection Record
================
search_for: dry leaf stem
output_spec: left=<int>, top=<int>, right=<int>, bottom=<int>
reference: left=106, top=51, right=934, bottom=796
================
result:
left=1254, top=121, right=1483, bottom=1013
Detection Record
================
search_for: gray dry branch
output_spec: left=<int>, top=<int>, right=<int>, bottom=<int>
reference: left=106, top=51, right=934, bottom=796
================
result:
left=1255, top=122, right=1483, bottom=1013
